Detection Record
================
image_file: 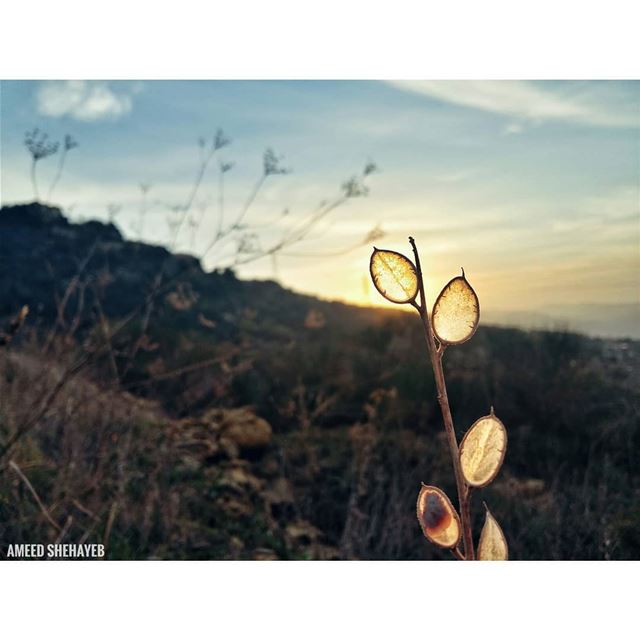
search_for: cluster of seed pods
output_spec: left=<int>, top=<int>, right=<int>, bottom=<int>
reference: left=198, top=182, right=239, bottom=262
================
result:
left=370, top=243, right=509, bottom=560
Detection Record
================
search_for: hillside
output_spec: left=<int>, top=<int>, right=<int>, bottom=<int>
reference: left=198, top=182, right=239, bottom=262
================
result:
left=1, top=203, right=639, bottom=560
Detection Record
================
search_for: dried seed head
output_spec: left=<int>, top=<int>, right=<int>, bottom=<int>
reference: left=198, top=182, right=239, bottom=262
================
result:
left=0, top=305, right=29, bottom=347
left=459, top=412, right=507, bottom=487
left=478, top=505, right=509, bottom=560
left=416, top=485, right=461, bottom=549
left=432, top=270, right=480, bottom=345
left=369, top=248, right=419, bottom=304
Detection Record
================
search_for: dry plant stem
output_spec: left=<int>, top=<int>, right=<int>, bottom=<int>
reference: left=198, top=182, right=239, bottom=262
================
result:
left=52, top=515, right=74, bottom=546
left=451, top=546, right=465, bottom=561
left=47, top=147, right=68, bottom=202
left=31, top=159, right=39, bottom=201
left=409, top=237, right=475, bottom=560
left=0, top=306, right=29, bottom=347
left=8, top=460, right=62, bottom=533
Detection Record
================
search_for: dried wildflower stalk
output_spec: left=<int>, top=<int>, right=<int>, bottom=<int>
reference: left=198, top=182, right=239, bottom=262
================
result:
left=0, top=306, right=29, bottom=348
left=369, top=237, right=508, bottom=560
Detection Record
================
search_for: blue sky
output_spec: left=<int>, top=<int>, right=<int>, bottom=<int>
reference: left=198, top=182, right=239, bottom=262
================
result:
left=1, top=80, right=638, bottom=332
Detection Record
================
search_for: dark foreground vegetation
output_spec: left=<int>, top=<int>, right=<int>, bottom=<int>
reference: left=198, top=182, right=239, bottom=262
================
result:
left=1, top=203, right=638, bottom=559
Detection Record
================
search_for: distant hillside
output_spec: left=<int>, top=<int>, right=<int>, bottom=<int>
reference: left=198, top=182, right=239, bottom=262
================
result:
left=0, top=202, right=387, bottom=337
left=0, top=201, right=403, bottom=418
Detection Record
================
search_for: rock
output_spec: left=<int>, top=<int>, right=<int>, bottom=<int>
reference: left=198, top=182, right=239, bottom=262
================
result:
left=177, top=454, right=202, bottom=473
left=281, top=521, right=342, bottom=559
left=229, top=536, right=245, bottom=556
left=263, top=477, right=295, bottom=505
left=264, top=477, right=296, bottom=522
left=253, top=548, right=279, bottom=561
left=304, top=308, right=326, bottom=329
left=260, top=457, right=281, bottom=478
left=311, top=545, right=341, bottom=560
left=220, top=408, right=272, bottom=450
left=219, top=436, right=240, bottom=460
left=285, top=520, right=322, bottom=546
left=216, top=495, right=253, bottom=517
left=218, top=465, right=264, bottom=494
left=172, top=408, right=272, bottom=462
left=172, top=418, right=222, bottom=465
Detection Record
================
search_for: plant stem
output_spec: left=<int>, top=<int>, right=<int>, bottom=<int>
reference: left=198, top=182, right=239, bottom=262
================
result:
left=47, top=148, right=67, bottom=202
left=31, top=159, right=39, bottom=202
left=217, top=165, right=225, bottom=239
left=409, top=237, right=475, bottom=560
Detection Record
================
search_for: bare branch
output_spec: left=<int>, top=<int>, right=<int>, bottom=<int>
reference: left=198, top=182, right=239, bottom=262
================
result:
left=8, top=460, right=62, bottom=533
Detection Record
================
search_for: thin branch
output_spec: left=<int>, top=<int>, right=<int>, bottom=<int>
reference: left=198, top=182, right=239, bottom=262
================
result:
left=94, top=292, right=120, bottom=384
left=8, top=460, right=62, bottom=533
left=172, top=131, right=230, bottom=249
left=103, top=500, right=119, bottom=552
left=47, top=148, right=67, bottom=202
left=52, top=515, right=74, bottom=546
left=120, top=351, right=238, bottom=390
left=409, top=236, right=474, bottom=560
left=43, top=241, right=97, bottom=354
left=30, top=159, right=39, bottom=201
left=217, top=163, right=229, bottom=238
left=201, top=174, right=267, bottom=260
left=451, top=546, right=466, bottom=561
left=47, top=134, right=77, bottom=202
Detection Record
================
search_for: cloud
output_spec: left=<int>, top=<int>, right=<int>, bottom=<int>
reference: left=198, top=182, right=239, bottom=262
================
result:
left=385, top=80, right=638, bottom=128
left=36, top=81, right=136, bottom=121
left=502, top=122, right=524, bottom=136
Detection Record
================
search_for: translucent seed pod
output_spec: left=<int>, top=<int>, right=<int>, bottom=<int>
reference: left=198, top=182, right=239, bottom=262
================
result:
left=478, top=505, right=509, bottom=560
left=416, top=484, right=461, bottom=549
left=432, top=269, right=480, bottom=345
left=369, top=248, right=419, bottom=304
left=459, top=410, right=507, bottom=487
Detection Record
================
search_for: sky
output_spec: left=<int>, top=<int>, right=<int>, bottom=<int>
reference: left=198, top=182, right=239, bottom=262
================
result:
left=1, top=80, right=638, bottom=335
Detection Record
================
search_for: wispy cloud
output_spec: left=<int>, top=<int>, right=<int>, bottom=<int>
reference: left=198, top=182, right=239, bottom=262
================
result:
left=36, top=81, right=138, bottom=121
left=385, top=80, right=639, bottom=128
left=502, top=122, right=524, bottom=136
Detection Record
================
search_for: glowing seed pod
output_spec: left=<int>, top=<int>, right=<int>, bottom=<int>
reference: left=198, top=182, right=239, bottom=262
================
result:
left=459, top=411, right=507, bottom=487
left=478, top=505, right=509, bottom=560
left=432, top=269, right=480, bottom=345
left=369, top=248, right=419, bottom=304
left=416, top=484, right=461, bottom=549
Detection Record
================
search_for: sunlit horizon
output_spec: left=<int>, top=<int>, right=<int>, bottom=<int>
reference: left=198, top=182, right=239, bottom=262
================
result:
left=1, top=80, right=638, bottom=337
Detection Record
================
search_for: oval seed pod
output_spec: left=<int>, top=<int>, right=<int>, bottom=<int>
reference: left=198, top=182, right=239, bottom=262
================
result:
left=477, top=505, right=509, bottom=560
left=459, top=411, right=507, bottom=487
left=369, top=248, right=419, bottom=304
left=416, top=484, right=461, bottom=549
left=432, top=269, right=480, bottom=345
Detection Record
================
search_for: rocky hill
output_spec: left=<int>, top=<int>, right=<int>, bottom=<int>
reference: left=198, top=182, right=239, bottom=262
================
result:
left=0, top=202, right=379, bottom=338
left=1, top=202, right=393, bottom=418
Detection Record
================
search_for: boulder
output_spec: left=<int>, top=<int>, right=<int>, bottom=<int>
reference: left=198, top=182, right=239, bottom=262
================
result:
left=253, top=548, right=279, bottom=561
left=285, top=520, right=322, bottom=546
left=219, top=408, right=272, bottom=450
left=263, top=477, right=295, bottom=505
